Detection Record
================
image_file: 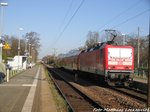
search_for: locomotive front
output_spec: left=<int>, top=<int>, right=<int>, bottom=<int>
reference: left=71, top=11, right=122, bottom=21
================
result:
left=104, top=45, right=134, bottom=86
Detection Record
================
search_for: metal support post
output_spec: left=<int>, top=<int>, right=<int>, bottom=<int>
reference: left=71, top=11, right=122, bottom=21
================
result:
left=147, top=16, right=150, bottom=109
left=137, top=27, right=140, bottom=75
left=75, top=73, right=78, bottom=82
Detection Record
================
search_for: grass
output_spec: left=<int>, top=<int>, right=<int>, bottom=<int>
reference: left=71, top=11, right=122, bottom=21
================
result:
left=44, top=67, right=70, bottom=112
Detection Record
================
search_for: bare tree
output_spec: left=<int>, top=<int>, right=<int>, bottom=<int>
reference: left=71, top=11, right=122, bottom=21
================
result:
left=85, top=31, right=99, bottom=48
left=24, top=32, right=41, bottom=62
left=2, top=35, right=26, bottom=62
left=2, top=32, right=40, bottom=63
left=126, top=35, right=148, bottom=68
left=78, top=46, right=86, bottom=51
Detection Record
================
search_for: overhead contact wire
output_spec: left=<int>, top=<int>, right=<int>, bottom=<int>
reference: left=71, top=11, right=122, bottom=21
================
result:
left=97, top=0, right=142, bottom=31
left=56, top=0, right=74, bottom=40
left=54, top=0, right=85, bottom=46
left=112, top=9, right=150, bottom=28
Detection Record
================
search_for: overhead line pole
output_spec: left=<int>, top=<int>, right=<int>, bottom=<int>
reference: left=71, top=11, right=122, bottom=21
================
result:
left=137, top=27, right=140, bottom=70
left=53, top=48, right=57, bottom=66
left=147, top=15, right=150, bottom=109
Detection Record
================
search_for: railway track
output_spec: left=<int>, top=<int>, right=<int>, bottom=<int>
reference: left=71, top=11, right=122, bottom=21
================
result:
left=108, top=86, right=147, bottom=102
left=53, top=67, right=146, bottom=108
left=47, top=68, right=104, bottom=112
left=43, top=63, right=146, bottom=110
left=60, top=67, right=147, bottom=103
left=125, top=86, right=147, bottom=95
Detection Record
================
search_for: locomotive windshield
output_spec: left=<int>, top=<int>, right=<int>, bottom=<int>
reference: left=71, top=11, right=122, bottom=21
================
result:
left=108, top=48, right=133, bottom=66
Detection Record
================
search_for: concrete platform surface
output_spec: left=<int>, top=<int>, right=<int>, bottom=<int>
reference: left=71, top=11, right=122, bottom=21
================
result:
left=0, top=65, right=57, bottom=112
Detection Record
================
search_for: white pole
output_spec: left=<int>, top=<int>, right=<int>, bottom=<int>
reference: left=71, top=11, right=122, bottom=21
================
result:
left=6, top=68, right=9, bottom=82
left=0, top=43, right=2, bottom=63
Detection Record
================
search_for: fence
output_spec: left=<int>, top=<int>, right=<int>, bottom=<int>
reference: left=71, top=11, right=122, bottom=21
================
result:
left=134, top=69, right=148, bottom=79
left=5, top=69, right=24, bottom=82
left=9, top=69, right=23, bottom=78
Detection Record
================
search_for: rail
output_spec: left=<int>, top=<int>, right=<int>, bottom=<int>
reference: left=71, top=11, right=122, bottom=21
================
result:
left=48, top=67, right=104, bottom=112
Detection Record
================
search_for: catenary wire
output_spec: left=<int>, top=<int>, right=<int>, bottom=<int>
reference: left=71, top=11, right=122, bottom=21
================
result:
left=111, top=8, right=150, bottom=29
left=82, top=0, right=143, bottom=45
left=55, top=0, right=74, bottom=39
left=96, top=0, right=142, bottom=31
left=53, top=0, right=85, bottom=47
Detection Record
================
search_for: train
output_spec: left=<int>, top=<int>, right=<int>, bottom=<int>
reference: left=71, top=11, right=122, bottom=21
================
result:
left=58, top=39, right=134, bottom=86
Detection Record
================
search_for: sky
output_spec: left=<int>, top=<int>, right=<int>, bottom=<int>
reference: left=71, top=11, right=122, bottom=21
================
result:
left=0, top=0, right=150, bottom=58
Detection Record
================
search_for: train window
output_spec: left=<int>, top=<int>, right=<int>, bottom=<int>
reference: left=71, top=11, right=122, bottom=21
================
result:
left=93, top=45, right=101, bottom=50
left=100, top=43, right=104, bottom=46
left=89, top=48, right=94, bottom=51
left=81, top=50, right=85, bottom=53
left=84, top=49, right=88, bottom=52
left=87, top=48, right=91, bottom=52
left=100, top=43, right=106, bottom=49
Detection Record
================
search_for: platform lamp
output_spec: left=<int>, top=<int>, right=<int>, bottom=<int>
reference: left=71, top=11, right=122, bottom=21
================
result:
left=18, top=28, right=24, bottom=70
left=0, top=2, right=8, bottom=63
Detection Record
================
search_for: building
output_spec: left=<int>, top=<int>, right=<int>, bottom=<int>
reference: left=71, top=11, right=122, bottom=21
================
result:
left=7, top=56, right=27, bottom=70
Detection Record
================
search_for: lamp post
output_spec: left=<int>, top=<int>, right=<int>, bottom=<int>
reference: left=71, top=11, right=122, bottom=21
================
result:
left=0, top=2, right=8, bottom=63
left=24, top=38, right=28, bottom=69
left=18, top=28, right=23, bottom=70
left=28, top=42, right=31, bottom=63
left=53, top=48, right=57, bottom=65
left=31, top=45, right=35, bottom=63
left=29, top=43, right=31, bottom=57
left=25, top=38, right=28, bottom=56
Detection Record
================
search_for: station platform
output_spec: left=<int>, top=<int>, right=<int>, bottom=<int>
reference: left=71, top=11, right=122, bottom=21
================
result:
left=0, top=65, right=57, bottom=112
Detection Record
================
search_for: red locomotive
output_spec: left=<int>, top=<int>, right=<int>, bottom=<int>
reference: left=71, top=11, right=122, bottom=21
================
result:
left=59, top=35, right=134, bottom=86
